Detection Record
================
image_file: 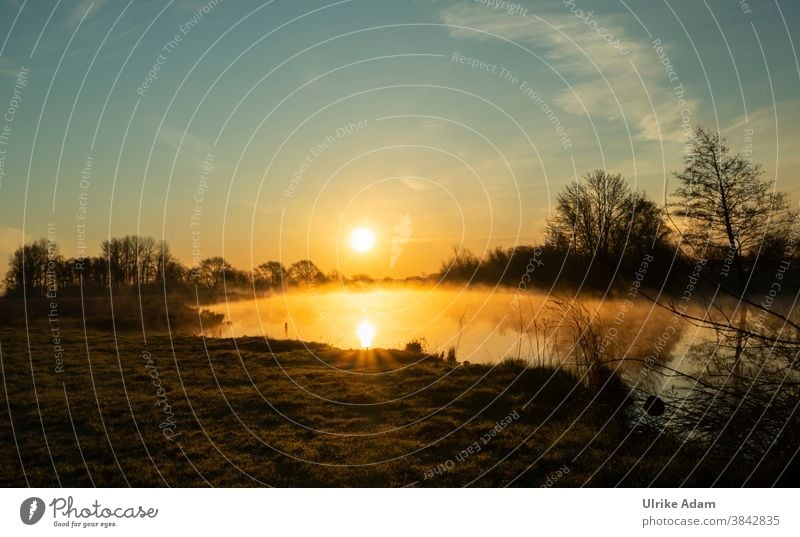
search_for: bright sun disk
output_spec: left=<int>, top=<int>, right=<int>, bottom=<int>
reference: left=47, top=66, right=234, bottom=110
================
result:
left=350, top=227, right=376, bottom=252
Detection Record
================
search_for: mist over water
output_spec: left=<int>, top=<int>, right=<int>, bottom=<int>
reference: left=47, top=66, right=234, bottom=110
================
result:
left=208, top=284, right=703, bottom=375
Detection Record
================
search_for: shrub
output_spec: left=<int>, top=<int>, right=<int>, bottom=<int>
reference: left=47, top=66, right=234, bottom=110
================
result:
left=404, top=339, right=425, bottom=353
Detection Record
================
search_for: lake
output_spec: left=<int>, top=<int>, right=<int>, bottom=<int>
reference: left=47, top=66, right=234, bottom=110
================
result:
left=208, top=285, right=713, bottom=382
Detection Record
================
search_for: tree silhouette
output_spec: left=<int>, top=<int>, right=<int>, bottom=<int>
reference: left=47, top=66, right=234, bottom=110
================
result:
left=545, top=169, right=667, bottom=263
left=439, top=246, right=480, bottom=281
left=254, top=261, right=286, bottom=288
left=4, top=239, right=57, bottom=295
left=100, top=235, right=172, bottom=287
left=196, top=257, right=232, bottom=289
left=287, top=259, right=323, bottom=285
left=671, top=127, right=792, bottom=371
left=672, top=127, right=791, bottom=268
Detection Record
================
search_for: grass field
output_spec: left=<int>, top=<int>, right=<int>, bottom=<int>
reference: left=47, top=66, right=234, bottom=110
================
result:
left=0, top=320, right=729, bottom=487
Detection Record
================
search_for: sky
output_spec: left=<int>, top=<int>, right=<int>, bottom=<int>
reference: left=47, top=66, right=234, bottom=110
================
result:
left=0, top=0, right=798, bottom=278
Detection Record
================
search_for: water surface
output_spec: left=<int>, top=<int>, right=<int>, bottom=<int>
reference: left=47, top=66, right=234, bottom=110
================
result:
left=209, top=285, right=704, bottom=373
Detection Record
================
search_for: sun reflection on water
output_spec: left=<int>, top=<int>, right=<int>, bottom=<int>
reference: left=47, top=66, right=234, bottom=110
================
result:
left=356, top=319, right=376, bottom=348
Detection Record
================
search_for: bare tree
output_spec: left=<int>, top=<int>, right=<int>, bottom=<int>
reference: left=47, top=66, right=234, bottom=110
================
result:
left=156, top=241, right=187, bottom=287
left=672, top=127, right=790, bottom=267
left=625, top=129, right=800, bottom=482
left=671, top=127, right=792, bottom=368
left=439, top=246, right=480, bottom=280
left=545, top=169, right=667, bottom=262
left=100, top=235, right=171, bottom=287
left=135, top=236, right=158, bottom=284
left=645, top=291, right=800, bottom=483
left=4, top=239, right=58, bottom=295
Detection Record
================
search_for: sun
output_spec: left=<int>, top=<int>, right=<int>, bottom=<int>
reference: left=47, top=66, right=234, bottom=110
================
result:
left=350, top=227, right=376, bottom=253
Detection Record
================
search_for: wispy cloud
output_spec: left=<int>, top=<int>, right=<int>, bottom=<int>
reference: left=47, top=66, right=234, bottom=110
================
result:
left=0, top=57, right=22, bottom=78
left=156, top=123, right=215, bottom=160
left=65, top=0, right=106, bottom=28
left=4, top=0, right=24, bottom=11
left=402, top=178, right=431, bottom=191
left=439, top=3, right=698, bottom=143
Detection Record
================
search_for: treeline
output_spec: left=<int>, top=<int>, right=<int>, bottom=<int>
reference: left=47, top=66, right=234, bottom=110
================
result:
left=439, top=128, right=800, bottom=294
left=437, top=199, right=797, bottom=294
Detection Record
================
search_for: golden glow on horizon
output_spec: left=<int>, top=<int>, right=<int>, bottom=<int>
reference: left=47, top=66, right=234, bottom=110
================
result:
left=350, top=227, right=376, bottom=253
left=356, top=319, right=376, bottom=348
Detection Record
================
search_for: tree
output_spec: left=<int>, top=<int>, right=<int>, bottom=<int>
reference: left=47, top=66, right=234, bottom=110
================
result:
left=100, top=235, right=166, bottom=287
left=545, top=169, right=667, bottom=262
left=439, top=246, right=480, bottom=281
left=156, top=242, right=189, bottom=288
left=134, top=236, right=158, bottom=284
left=87, top=256, right=109, bottom=288
left=671, top=127, right=792, bottom=372
left=672, top=127, right=791, bottom=271
left=254, top=261, right=286, bottom=289
left=101, top=236, right=127, bottom=287
left=225, top=267, right=252, bottom=287
left=4, top=239, right=59, bottom=295
left=196, top=257, right=232, bottom=289
left=647, top=280, right=800, bottom=484
left=757, top=229, right=799, bottom=265
left=287, top=260, right=323, bottom=285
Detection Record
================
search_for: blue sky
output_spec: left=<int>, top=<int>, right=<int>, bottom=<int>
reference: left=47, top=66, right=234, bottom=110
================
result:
left=0, top=0, right=798, bottom=277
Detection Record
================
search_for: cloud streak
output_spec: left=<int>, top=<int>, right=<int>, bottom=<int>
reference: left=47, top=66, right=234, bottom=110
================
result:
left=439, top=2, right=698, bottom=144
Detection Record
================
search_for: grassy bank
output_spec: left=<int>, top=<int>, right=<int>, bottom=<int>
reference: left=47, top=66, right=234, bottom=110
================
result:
left=0, top=323, right=738, bottom=487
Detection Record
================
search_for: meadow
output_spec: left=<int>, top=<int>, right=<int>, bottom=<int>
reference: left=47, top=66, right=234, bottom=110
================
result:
left=0, top=320, right=750, bottom=488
